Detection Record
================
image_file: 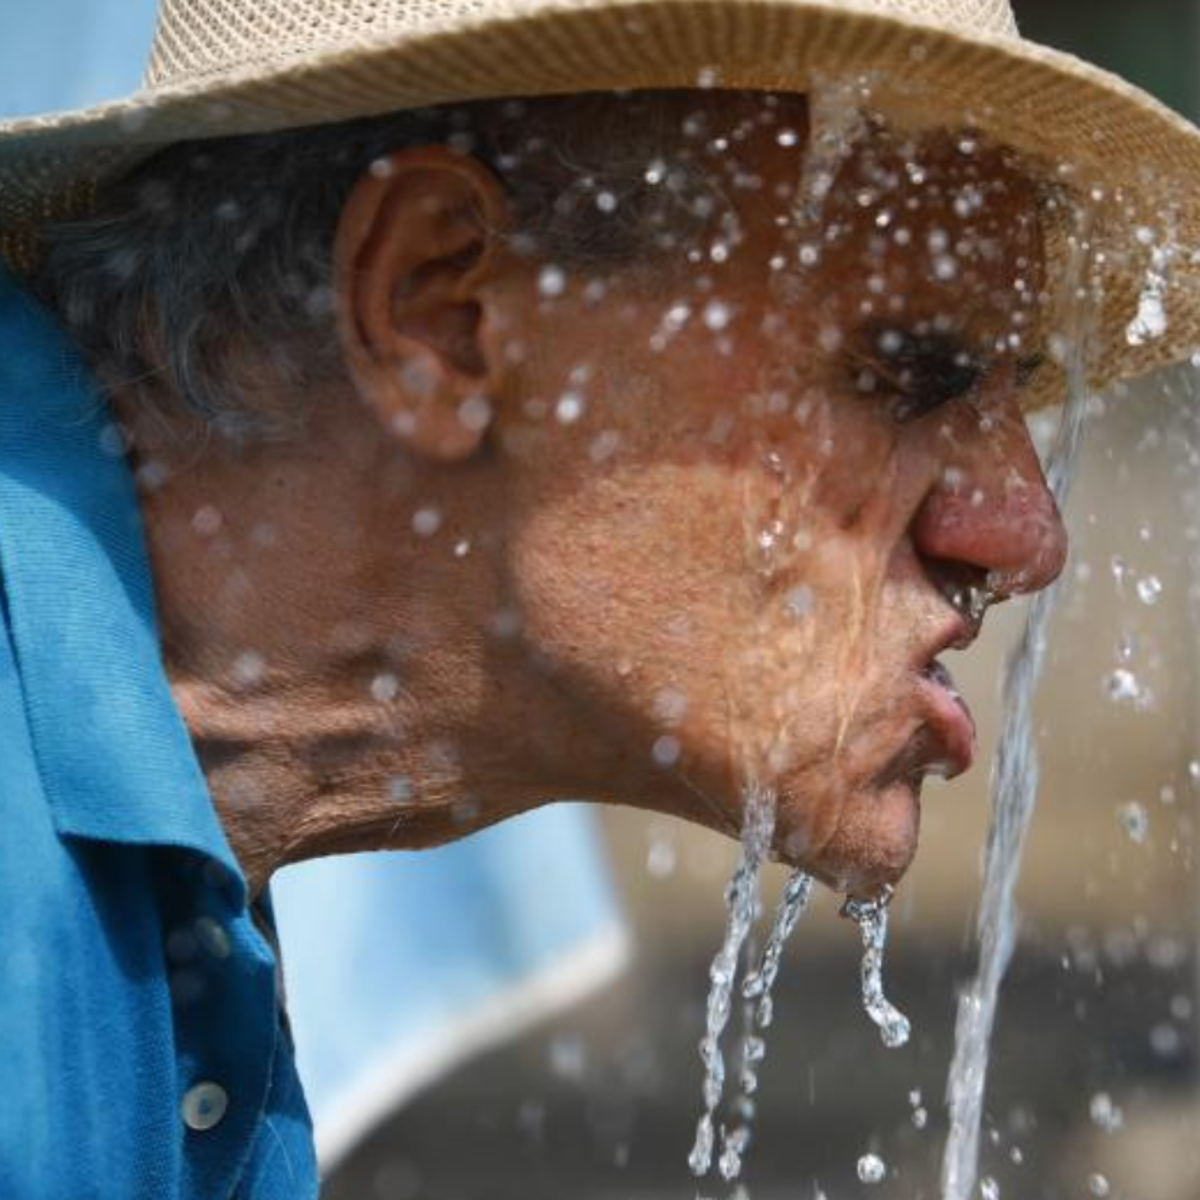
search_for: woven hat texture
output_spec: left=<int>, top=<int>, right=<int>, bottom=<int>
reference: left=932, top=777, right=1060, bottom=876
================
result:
left=2, top=0, right=1199, bottom=406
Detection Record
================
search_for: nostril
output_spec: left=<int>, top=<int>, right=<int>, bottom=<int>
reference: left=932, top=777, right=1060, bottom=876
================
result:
left=921, top=556, right=996, bottom=624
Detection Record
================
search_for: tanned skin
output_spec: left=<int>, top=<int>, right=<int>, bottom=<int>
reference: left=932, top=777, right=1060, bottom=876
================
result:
left=111, top=94, right=1066, bottom=900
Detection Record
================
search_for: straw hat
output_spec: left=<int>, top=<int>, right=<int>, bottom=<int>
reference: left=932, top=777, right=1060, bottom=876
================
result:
left=3, top=0, right=1200, bottom=403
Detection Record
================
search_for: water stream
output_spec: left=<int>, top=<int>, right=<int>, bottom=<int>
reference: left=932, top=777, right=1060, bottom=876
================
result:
left=939, top=211, right=1100, bottom=1200
left=717, top=869, right=815, bottom=1181
left=842, top=890, right=911, bottom=1050
left=688, top=783, right=777, bottom=1178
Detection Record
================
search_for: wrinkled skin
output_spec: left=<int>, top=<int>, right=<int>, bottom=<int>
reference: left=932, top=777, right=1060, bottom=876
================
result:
left=115, top=93, right=1067, bottom=899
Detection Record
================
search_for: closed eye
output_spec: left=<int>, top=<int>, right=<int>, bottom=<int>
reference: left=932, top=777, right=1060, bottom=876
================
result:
left=846, top=326, right=983, bottom=423
left=846, top=326, right=1045, bottom=424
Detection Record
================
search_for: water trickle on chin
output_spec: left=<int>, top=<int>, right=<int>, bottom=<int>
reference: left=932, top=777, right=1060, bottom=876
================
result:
left=842, top=888, right=912, bottom=1049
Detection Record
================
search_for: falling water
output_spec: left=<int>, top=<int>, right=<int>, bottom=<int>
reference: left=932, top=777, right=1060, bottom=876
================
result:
left=715, top=869, right=815, bottom=1180
left=688, top=783, right=777, bottom=1178
left=939, top=211, right=1099, bottom=1200
left=843, top=890, right=912, bottom=1049
left=795, top=76, right=871, bottom=225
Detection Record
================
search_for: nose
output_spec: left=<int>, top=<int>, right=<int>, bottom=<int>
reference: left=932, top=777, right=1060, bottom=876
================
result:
left=910, top=397, right=1068, bottom=600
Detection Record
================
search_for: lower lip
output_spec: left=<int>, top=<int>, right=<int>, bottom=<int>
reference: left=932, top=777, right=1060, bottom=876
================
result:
left=916, top=664, right=977, bottom=777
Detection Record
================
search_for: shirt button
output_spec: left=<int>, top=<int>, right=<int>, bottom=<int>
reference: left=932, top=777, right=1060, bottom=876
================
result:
left=194, top=916, right=232, bottom=960
left=181, top=1081, right=229, bottom=1131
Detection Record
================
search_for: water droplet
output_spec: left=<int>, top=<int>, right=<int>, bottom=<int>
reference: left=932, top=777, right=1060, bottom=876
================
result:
left=933, top=253, right=959, bottom=281
left=785, top=586, right=814, bottom=618
left=1136, top=575, right=1163, bottom=605
left=979, top=1177, right=1000, bottom=1200
left=1105, top=668, right=1151, bottom=709
left=232, top=651, right=266, bottom=687
left=457, top=395, right=492, bottom=431
left=912, top=1106, right=929, bottom=1129
left=1118, top=802, right=1149, bottom=844
left=857, top=1153, right=886, bottom=1184
left=653, top=688, right=688, bottom=726
left=412, top=506, right=442, bottom=537
left=488, top=606, right=522, bottom=638
left=1089, top=1091, right=1124, bottom=1134
left=538, top=264, right=566, bottom=297
left=555, top=391, right=585, bottom=424
left=1126, top=243, right=1172, bottom=346
left=688, top=1114, right=715, bottom=1176
left=548, top=1033, right=586, bottom=1080
left=718, top=1124, right=750, bottom=1181
left=703, top=299, right=732, bottom=331
left=453, top=538, right=471, bottom=558
left=191, top=505, right=223, bottom=537
left=1150, top=1022, right=1183, bottom=1057
left=370, top=672, right=400, bottom=703
left=646, top=836, right=677, bottom=879
left=588, top=430, right=620, bottom=463
left=651, top=735, right=681, bottom=767
left=1087, top=1174, right=1111, bottom=1198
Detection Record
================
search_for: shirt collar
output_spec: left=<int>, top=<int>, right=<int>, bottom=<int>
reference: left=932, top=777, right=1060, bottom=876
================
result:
left=0, top=265, right=245, bottom=898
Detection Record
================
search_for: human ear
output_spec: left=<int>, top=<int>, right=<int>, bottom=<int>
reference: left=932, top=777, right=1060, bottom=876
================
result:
left=334, top=146, right=508, bottom=462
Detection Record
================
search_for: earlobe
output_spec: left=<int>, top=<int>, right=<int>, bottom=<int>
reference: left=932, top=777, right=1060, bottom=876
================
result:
left=334, top=148, right=509, bottom=463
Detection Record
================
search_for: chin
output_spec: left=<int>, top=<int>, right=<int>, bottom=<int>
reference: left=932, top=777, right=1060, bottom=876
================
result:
left=777, top=774, right=922, bottom=898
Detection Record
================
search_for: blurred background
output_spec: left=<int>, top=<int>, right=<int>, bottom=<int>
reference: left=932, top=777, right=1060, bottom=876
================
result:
left=4, top=2, right=1200, bottom=1198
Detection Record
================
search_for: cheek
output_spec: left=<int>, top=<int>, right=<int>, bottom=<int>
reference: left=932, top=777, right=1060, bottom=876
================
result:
left=504, top=460, right=753, bottom=674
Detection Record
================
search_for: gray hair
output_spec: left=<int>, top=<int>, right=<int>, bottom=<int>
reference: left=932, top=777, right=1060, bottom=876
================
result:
left=31, top=91, right=758, bottom=441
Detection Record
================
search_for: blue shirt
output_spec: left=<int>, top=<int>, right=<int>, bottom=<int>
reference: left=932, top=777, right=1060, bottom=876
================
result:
left=0, top=267, right=319, bottom=1197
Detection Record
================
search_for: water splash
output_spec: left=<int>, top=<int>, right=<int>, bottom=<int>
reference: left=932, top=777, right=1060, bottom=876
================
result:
left=939, top=210, right=1097, bottom=1200
left=795, top=76, right=872, bottom=225
left=688, top=784, right=776, bottom=1178
left=1126, top=234, right=1173, bottom=347
left=843, top=890, right=911, bottom=1049
left=857, top=1153, right=887, bottom=1184
left=716, top=869, right=815, bottom=1181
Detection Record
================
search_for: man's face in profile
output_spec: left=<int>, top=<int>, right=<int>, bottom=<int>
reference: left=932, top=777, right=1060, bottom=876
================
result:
left=480, top=97, right=1064, bottom=892
left=135, top=93, right=1067, bottom=897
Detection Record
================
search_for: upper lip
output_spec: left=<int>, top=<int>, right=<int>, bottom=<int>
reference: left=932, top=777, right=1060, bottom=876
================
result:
left=921, top=611, right=983, bottom=665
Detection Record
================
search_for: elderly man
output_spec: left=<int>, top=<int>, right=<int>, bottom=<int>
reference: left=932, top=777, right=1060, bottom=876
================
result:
left=1, top=0, right=1197, bottom=1195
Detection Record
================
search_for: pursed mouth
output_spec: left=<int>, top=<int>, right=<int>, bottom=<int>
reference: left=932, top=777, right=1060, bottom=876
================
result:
left=915, top=658, right=976, bottom=778
left=872, top=658, right=976, bottom=788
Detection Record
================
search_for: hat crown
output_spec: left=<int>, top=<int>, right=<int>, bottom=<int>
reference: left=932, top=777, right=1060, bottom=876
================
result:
left=143, top=0, right=1019, bottom=90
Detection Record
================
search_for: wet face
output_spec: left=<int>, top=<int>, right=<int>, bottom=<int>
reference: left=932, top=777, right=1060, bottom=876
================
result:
left=129, top=93, right=1068, bottom=898
left=481, top=100, right=1066, bottom=894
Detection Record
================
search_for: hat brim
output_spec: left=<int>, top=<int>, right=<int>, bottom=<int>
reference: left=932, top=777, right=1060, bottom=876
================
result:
left=3, top=0, right=1199, bottom=407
